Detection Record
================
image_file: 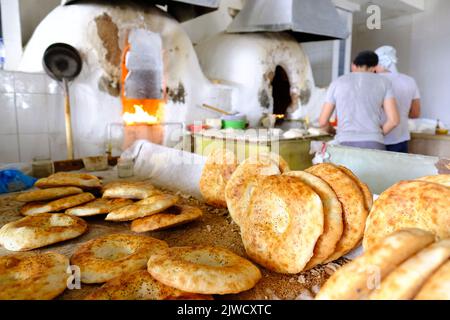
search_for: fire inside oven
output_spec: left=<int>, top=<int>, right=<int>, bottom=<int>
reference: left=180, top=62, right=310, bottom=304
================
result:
left=121, top=30, right=165, bottom=148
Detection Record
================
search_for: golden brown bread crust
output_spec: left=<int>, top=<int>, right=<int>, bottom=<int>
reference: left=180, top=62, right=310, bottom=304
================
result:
left=147, top=246, right=262, bottom=295
left=102, top=181, right=160, bottom=200
left=225, top=153, right=288, bottom=227
left=415, top=259, right=450, bottom=300
left=71, top=233, right=168, bottom=284
left=240, top=175, right=324, bottom=274
left=0, top=252, right=69, bottom=300
left=35, top=172, right=101, bottom=189
left=131, top=205, right=203, bottom=232
left=337, top=166, right=373, bottom=211
left=199, top=148, right=239, bottom=208
left=369, top=239, right=450, bottom=300
left=20, top=193, right=95, bottom=216
left=84, top=270, right=213, bottom=300
left=363, top=180, right=450, bottom=249
left=284, top=171, right=344, bottom=270
left=16, top=187, right=83, bottom=202
left=416, top=174, right=450, bottom=188
left=306, top=164, right=367, bottom=262
left=315, top=229, right=435, bottom=300
left=65, top=198, right=134, bottom=217
left=105, top=194, right=179, bottom=222
left=0, top=213, right=87, bottom=251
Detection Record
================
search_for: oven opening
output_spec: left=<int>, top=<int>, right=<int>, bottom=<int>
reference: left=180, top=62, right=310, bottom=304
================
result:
left=271, top=65, right=291, bottom=125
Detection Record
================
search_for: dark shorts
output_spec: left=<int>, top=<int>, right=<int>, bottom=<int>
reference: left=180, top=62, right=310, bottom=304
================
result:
left=386, top=141, right=409, bottom=153
left=340, top=141, right=386, bottom=151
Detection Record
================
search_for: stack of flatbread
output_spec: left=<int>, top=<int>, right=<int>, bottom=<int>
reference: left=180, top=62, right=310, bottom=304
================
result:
left=316, top=228, right=450, bottom=300
left=100, top=181, right=203, bottom=232
left=2, top=172, right=106, bottom=251
left=199, top=150, right=372, bottom=274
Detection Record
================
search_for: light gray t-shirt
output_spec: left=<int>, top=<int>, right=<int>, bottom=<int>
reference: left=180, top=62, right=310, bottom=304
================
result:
left=325, top=72, right=395, bottom=144
left=380, top=72, right=420, bottom=145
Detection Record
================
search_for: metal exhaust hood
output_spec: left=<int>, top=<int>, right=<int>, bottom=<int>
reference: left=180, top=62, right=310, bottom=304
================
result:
left=227, top=0, right=349, bottom=42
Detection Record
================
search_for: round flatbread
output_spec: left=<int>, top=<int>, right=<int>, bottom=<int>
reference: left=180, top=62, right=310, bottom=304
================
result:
left=16, top=187, right=83, bottom=203
left=20, top=192, right=95, bottom=216
left=316, top=229, right=436, bottom=300
left=200, top=148, right=239, bottom=208
left=105, top=194, right=179, bottom=222
left=102, top=181, right=160, bottom=200
left=337, top=166, right=373, bottom=211
left=131, top=205, right=203, bottom=232
left=71, top=233, right=168, bottom=284
left=148, top=246, right=261, bottom=295
left=66, top=198, right=134, bottom=217
left=225, top=153, right=289, bottom=227
left=240, top=175, right=324, bottom=274
left=35, top=172, right=101, bottom=189
left=0, top=252, right=69, bottom=300
left=84, top=270, right=212, bottom=300
left=417, top=174, right=450, bottom=188
left=0, top=213, right=87, bottom=251
left=363, top=180, right=450, bottom=250
left=306, top=164, right=367, bottom=261
left=415, top=259, right=450, bottom=300
left=284, top=171, right=343, bottom=270
left=369, top=239, right=450, bottom=300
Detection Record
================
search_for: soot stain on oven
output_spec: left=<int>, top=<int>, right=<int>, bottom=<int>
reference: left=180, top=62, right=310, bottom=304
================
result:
left=95, top=13, right=122, bottom=97
left=166, top=83, right=186, bottom=104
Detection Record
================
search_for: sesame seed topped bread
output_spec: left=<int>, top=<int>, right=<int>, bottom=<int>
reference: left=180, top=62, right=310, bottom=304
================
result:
left=415, top=259, right=450, bottom=300
left=102, top=181, right=160, bottom=200
left=16, top=187, right=83, bottom=203
left=240, top=175, right=324, bottom=274
left=84, top=270, right=212, bottom=300
left=20, top=193, right=95, bottom=216
left=416, top=174, right=450, bottom=188
left=225, top=153, right=289, bottom=227
left=363, top=180, right=450, bottom=250
left=306, top=164, right=368, bottom=262
left=316, top=229, right=435, bottom=300
left=0, top=213, right=87, bottom=251
left=65, top=198, right=134, bottom=217
left=337, top=166, right=373, bottom=211
left=131, top=205, right=203, bottom=233
left=199, top=148, right=239, bottom=208
left=369, top=239, right=450, bottom=300
left=0, top=252, right=69, bottom=300
left=284, top=171, right=343, bottom=270
left=147, top=246, right=262, bottom=295
left=35, top=172, right=101, bottom=189
left=71, top=233, right=168, bottom=284
left=105, top=194, right=179, bottom=222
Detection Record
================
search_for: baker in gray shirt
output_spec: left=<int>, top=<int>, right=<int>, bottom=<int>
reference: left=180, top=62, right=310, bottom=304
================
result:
left=319, top=51, right=400, bottom=150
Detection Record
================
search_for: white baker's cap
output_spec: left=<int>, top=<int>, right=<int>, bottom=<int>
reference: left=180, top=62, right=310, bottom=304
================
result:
left=375, top=46, right=398, bottom=73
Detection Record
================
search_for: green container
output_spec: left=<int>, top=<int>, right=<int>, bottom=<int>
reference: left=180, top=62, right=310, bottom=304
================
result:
left=222, top=119, right=247, bottom=129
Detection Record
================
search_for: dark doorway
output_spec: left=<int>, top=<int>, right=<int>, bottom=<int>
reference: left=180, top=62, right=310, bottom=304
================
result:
left=271, top=66, right=292, bottom=121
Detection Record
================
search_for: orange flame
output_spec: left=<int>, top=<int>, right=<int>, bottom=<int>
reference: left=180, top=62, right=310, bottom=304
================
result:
left=123, top=104, right=161, bottom=125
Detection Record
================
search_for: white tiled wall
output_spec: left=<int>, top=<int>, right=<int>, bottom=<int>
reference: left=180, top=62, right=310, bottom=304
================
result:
left=0, top=71, right=65, bottom=163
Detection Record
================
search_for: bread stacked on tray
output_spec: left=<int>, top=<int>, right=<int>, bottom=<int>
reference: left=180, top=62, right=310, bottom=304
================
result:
left=0, top=172, right=103, bottom=252
left=200, top=150, right=372, bottom=274
left=316, top=229, right=450, bottom=300
left=2, top=171, right=261, bottom=300
left=99, top=181, right=203, bottom=232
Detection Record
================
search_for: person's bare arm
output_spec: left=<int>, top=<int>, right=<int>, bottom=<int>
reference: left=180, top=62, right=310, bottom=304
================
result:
left=319, top=102, right=335, bottom=130
left=409, top=99, right=421, bottom=119
left=382, top=98, right=400, bottom=135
